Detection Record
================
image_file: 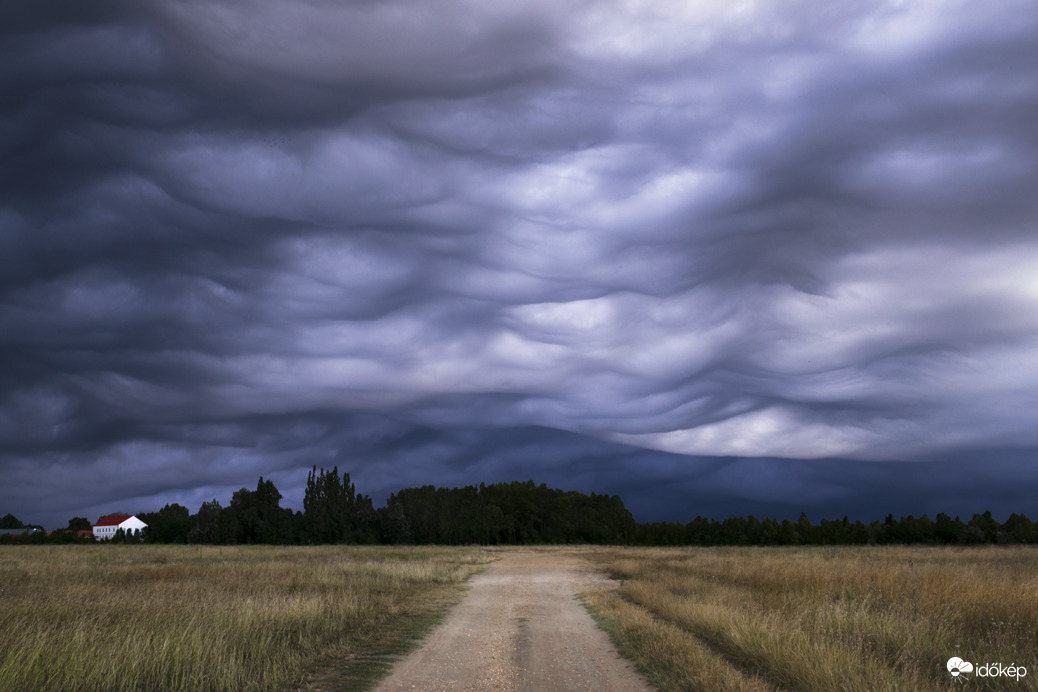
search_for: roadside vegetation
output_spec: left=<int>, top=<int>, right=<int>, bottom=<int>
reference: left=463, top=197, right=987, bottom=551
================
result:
left=0, top=544, right=493, bottom=692
left=583, top=546, right=1038, bottom=691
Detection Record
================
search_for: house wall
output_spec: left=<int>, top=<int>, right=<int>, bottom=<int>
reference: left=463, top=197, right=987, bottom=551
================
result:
left=118, top=517, right=148, bottom=533
left=92, top=516, right=149, bottom=540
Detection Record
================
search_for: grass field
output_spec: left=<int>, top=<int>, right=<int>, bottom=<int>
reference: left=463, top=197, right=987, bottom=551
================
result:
left=4, top=544, right=1036, bottom=691
left=582, top=546, right=1038, bottom=691
left=0, top=544, right=494, bottom=692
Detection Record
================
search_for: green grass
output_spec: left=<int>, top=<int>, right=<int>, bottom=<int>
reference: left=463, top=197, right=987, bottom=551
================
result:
left=0, top=545, right=494, bottom=692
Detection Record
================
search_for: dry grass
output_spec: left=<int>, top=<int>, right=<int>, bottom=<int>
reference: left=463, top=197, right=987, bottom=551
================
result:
left=581, top=590, right=777, bottom=692
left=583, top=546, right=1038, bottom=691
left=0, top=544, right=494, bottom=692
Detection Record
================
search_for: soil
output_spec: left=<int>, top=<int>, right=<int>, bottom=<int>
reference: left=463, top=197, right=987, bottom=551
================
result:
left=374, top=550, right=655, bottom=692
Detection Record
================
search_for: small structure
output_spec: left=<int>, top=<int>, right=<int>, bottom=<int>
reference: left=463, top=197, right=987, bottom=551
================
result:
left=92, top=515, right=148, bottom=540
left=0, top=527, right=42, bottom=538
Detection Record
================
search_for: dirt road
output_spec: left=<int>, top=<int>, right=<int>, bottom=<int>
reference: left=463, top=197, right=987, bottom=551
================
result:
left=375, top=551, right=655, bottom=692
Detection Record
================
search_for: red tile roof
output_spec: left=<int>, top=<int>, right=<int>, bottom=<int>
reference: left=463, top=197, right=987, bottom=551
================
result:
left=93, top=515, right=132, bottom=527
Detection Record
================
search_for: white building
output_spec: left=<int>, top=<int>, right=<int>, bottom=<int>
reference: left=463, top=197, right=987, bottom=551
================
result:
left=92, top=515, right=148, bottom=540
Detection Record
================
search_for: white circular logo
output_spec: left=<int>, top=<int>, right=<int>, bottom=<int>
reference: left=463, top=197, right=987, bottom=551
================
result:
left=947, top=657, right=974, bottom=678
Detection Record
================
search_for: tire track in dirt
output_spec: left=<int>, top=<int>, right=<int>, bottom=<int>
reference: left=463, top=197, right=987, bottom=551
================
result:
left=374, top=551, right=655, bottom=692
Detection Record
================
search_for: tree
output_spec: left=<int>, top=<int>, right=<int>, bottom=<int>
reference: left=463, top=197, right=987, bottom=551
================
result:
left=65, top=517, right=92, bottom=532
left=376, top=502, right=411, bottom=544
left=187, top=499, right=222, bottom=544
left=223, top=477, right=294, bottom=544
left=796, top=512, right=814, bottom=544
left=934, top=513, right=965, bottom=544
left=304, top=466, right=370, bottom=543
left=968, top=511, right=999, bottom=543
left=1003, top=513, right=1035, bottom=543
left=139, top=504, right=193, bottom=543
left=1, top=513, right=24, bottom=529
left=958, top=525, right=986, bottom=545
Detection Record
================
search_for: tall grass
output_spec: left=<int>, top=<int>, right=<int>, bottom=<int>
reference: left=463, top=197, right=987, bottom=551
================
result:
left=0, top=545, right=493, bottom=692
left=584, top=546, right=1038, bottom=691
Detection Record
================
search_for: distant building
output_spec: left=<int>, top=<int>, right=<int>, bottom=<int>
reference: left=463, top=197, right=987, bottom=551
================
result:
left=92, top=515, right=148, bottom=540
left=0, top=527, right=42, bottom=537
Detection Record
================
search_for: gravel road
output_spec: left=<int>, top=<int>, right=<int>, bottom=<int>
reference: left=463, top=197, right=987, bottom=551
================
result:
left=375, top=551, right=655, bottom=692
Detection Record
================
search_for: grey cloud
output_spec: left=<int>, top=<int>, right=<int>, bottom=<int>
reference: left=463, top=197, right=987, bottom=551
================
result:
left=10, top=420, right=1036, bottom=530
left=2, top=1, right=1038, bottom=526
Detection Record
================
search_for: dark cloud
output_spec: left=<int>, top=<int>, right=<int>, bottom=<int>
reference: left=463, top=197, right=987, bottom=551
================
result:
left=2, top=1, right=1037, bottom=527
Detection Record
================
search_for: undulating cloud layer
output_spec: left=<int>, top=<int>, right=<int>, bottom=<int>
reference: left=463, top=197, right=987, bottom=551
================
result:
left=2, top=1, right=1037, bottom=526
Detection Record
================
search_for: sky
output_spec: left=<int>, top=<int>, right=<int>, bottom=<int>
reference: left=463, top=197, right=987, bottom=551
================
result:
left=2, top=0, right=1037, bottom=529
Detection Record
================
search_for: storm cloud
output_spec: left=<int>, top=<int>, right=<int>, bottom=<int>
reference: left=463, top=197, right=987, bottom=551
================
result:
left=2, top=0, right=1037, bottom=528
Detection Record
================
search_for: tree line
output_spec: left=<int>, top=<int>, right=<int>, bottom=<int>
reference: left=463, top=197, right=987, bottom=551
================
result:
left=134, top=471, right=639, bottom=546
left=2, top=469, right=1036, bottom=545
left=635, top=510, right=1038, bottom=546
